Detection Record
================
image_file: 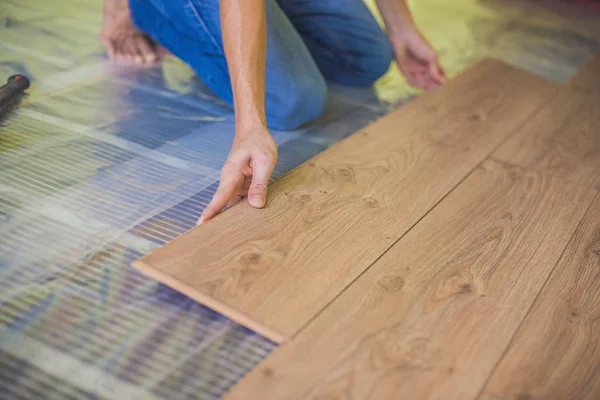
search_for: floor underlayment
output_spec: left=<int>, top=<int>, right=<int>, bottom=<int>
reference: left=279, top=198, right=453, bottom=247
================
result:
left=0, top=0, right=599, bottom=399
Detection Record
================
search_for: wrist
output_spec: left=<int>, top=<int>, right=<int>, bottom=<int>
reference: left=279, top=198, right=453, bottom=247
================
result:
left=235, top=110, right=268, bottom=138
left=387, top=22, right=418, bottom=43
left=235, top=114, right=270, bottom=139
left=103, top=0, right=129, bottom=14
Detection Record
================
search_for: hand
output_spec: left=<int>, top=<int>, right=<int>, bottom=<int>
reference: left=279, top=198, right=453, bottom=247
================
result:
left=198, top=127, right=278, bottom=224
left=391, top=29, right=445, bottom=89
left=100, top=0, right=159, bottom=64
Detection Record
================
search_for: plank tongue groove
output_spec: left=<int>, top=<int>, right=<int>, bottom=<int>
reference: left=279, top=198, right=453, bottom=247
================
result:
left=480, top=194, right=600, bottom=400
left=223, top=160, right=596, bottom=400
left=133, top=59, right=558, bottom=341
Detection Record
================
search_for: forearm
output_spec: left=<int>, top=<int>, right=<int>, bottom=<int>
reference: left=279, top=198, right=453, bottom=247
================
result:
left=103, top=0, right=129, bottom=15
left=374, top=0, right=416, bottom=42
left=220, top=0, right=267, bottom=132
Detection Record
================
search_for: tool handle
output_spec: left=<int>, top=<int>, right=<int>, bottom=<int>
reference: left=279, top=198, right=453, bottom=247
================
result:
left=0, top=74, right=31, bottom=110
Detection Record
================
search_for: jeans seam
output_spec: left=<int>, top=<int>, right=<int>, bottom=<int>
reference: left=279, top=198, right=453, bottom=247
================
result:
left=184, top=0, right=223, bottom=54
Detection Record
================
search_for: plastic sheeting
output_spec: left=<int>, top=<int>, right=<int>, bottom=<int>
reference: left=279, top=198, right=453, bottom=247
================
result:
left=1, top=0, right=599, bottom=398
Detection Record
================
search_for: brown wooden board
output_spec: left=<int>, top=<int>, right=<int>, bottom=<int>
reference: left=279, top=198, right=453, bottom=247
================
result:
left=223, top=159, right=596, bottom=400
left=133, top=59, right=557, bottom=342
left=480, top=194, right=600, bottom=400
left=494, top=52, right=600, bottom=190
left=567, top=51, right=600, bottom=96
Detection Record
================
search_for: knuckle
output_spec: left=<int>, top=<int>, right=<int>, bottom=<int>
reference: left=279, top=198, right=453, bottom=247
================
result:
left=251, top=183, right=267, bottom=192
left=256, top=156, right=271, bottom=166
left=257, top=151, right=276, bottom=166
left=221, top=162, right=236, bottom=175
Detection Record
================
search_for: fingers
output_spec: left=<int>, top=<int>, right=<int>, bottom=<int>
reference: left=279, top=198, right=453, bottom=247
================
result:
left=396, top=50, right=427, bottom=90
left=227, top=195, right=244, bottom=209
left=104, top=37, right=157, bottom=64
left=394, top=39, right=445, bottom=90
left=414, top=72, right=427, bottom=89
left=427, top=61, right=446, bottom=85
left=107, top=39, right=134, bottom=63
left=137, top=39, right=158, bottom=64
left=123, top=39, right=143, bottom=64
left=198, top=172, right=239, bottom=225
left=247, top=157, right=275, bottom=208
left=401, top=68, right=427, bottom=89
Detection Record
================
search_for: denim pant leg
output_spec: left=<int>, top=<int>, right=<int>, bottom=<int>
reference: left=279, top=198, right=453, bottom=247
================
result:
left=129, top=0, right=327, bottom=130
left=277, top=0, right=394, bottom=86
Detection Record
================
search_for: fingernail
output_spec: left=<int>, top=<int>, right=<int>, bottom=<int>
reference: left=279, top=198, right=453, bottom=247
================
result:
left=197, top=216, right=204, bottom=226
left=250, top=195, right=264, bottom=207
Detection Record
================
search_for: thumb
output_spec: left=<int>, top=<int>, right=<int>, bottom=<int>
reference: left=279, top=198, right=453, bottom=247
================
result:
left=248, top=159, right=274, bottom=208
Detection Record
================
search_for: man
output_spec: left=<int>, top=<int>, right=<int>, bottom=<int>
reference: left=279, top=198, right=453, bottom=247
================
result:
left=101, top=0, right=445, bottom=224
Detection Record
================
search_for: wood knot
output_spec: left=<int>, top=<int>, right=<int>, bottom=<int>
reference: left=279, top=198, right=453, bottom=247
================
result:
left=319, top=190, right=328, bottom=195
left=469, top=113, right=484, bottom=121
left=498, top=213, right=513, bottom=221
left=459, top=283, right=472, bottom=293
left=299, top=194, right=311, bottom=202
left=241, top=252, right=261, bottom=264
left=261, top=366, right=274, bottom=377
left=363, top=197, right=379, bottom=208
left=335, top=167, right=355, bottom=182
left=290, top=192, right=311, bottom=202
left=378, top=276, right=405, bottom=292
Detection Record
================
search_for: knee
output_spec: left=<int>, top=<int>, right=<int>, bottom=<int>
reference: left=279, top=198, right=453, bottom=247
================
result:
left=265, top=75, right=327, bottom=130
left=364, top=39, right=394, bottom=84
left=336, top=38, right=394, bottom=87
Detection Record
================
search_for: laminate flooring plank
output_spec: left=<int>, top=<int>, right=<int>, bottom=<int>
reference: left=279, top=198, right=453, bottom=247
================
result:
left=224, top=159, right=596, bottom=400
left=568, top=51, right=600, bottom=96
left=493, top=52, right=600, bottom=190
left=480, top=194, right=600, bottom=400
left=134, top=59, right=558, bottom=341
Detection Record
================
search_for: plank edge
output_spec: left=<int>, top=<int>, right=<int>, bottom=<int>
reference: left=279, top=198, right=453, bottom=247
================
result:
left=131, top=259, right=289, bottom=344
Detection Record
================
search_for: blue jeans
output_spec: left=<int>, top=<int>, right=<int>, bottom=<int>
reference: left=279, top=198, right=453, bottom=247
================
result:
left=129, top=0, right=393, bottom=130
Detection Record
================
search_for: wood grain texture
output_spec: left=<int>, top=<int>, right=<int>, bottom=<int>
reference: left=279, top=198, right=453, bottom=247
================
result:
left=481, top=194, right=600, bottom=400
left=224, top=159, right=596, bottom=400
left=134, top=59, right=558, bottom=341
left=494, top=52, right=600, bottom=190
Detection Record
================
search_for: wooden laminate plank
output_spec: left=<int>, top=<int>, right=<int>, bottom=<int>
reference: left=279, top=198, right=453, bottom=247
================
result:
left=480, top=194, right=600, bottom=400
left=134, top=59, right=558, bottom=341
left=493, top=52, right=600, bottom=190
left=224, top=159, right=596, bottom=400
left=567, top=51, right=600, bottom=96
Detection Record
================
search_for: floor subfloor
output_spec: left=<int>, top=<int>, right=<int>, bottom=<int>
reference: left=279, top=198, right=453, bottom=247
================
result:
left=1, top=0, right=599, bottom=398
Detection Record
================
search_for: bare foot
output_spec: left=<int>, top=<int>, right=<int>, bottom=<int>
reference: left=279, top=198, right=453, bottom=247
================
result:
left=100, top=0, right=160, bottom=64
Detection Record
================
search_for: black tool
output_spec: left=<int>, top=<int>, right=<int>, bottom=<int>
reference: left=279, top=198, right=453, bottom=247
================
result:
left=0, top=74, right=30, bottom=112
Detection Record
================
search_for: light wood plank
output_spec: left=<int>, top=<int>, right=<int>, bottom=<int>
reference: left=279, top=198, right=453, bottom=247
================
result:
left=134, top=59, right=558, bottom=341
left=567, top=51, right=600, bottom=96
left=494, top=52, right=600, bottom=190
left=481, top=194, right=600, bottom=400
left=224, top=159, right=596, bottom=400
